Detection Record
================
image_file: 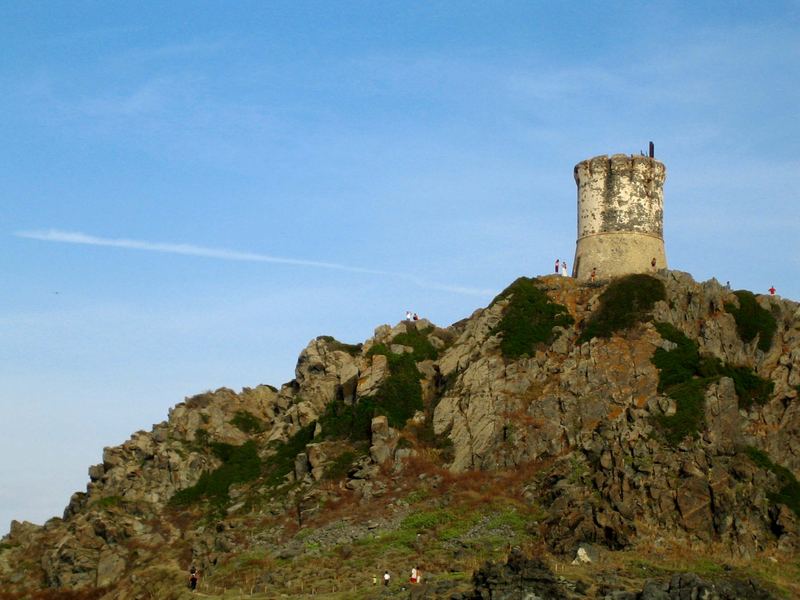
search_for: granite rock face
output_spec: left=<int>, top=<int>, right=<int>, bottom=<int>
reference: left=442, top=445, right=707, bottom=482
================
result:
left=1, top=271, right=799, bottom=598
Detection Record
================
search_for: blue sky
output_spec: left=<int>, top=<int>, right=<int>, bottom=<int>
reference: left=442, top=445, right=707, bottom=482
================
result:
left=2, top=1, right=799, bottom=533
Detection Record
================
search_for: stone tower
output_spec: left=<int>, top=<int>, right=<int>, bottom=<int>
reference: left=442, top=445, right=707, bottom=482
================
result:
left=572, top=153, right=667, bottom=280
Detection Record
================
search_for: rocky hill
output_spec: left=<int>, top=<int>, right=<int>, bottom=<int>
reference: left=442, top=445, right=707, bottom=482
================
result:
left=2, top=271, right=799, bottom=599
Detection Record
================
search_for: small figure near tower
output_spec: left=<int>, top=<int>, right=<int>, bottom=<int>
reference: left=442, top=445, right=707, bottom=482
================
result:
left=572, top=144, right=667, bottom=280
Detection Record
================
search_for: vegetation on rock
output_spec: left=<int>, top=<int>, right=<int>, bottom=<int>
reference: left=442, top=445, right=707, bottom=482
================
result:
left=651, top=322, right=774, bottom=444
left=321, top=351, right=423, bottom=440
left=744, top=446, right=800, bottom=518
left=263, top=424, right=315, bottom=487
left=579, top=274, right=665, bottom=342
left=391, top=326, right=439, bottom=361
left=317, top=335, right=363, bottom=356
left=724, top=290, right=777, bottom=352
left=491, top=277, right=573, bottom=359
left=170, top=441, right=260, bottom=506
left=230, top=410, right=265, bottom=434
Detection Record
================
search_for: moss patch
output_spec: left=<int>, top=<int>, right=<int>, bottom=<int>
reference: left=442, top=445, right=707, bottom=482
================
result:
left=724, top=290, right=777, bottom=352
left=579, top=274, right=665, bottom=342
left=491, top=277, right=573, bottom=359
left=744, top=447, right=800, bottom=518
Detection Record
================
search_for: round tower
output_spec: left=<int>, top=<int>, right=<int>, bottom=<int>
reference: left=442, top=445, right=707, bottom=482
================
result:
left=572, top=153, right=667, bottom=280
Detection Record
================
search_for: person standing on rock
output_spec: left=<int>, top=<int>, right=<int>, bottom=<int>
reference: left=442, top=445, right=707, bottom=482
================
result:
left=561, top=261, right=568, bottom=276
left=555, top=258, right=560, bottom=274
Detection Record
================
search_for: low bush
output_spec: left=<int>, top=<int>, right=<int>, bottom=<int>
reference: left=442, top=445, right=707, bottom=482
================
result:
left=320, top=351, right=423, bottom=440
left=317, top=335, right=363, bottom=356
left=651, top=322, right=774, bottom=444
left=579, top=274, right=665, bottom=342
left=491, top=277, right=574, bottom=359
left=392, top=326, right=439, bottom=361
left=230, top=410, right=265, bottom=434
left=323, top=451, right=357, bottom=480
left=653, top=379, right=709, bottom=445
left=95, top=496, right=123, bottom=509
left=744, top=447, right=800, bottom=518
left=724, top=290, right=777, bottom=352
left=652, top=322, right=700, bottom=391
left=170, top=441, right=261, bottom=506
left=263, top=424, right=316, bottom=487
left=698, top=357, right=774, bottom=409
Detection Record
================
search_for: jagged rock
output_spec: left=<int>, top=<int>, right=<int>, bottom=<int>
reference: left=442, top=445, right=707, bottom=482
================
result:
left=3, top=271, right=800, bottom=598
left=459, top=548, right=576, bottom=599
left=369, top=415, right=398, bottom=465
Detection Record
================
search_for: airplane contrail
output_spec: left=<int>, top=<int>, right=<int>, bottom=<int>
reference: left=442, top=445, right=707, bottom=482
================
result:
left=16, top=229, right=494, bottom=297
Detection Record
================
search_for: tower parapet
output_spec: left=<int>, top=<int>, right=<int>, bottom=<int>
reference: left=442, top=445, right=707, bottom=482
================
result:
left=572, top=153, right=667, bottom=280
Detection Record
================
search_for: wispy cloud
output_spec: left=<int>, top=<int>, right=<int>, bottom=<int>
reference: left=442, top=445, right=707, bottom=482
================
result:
left=15, top=230, right=494, bottom=297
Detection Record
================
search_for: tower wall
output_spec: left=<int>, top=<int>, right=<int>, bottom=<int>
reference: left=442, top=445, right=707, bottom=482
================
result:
left=572, top=154, right=667, bottom=280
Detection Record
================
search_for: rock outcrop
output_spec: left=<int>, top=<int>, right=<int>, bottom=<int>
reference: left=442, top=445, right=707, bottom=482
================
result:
left=1, top=271, right=799, bottom=598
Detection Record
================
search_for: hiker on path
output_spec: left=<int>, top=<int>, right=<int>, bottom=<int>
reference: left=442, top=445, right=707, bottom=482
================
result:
left=189, top=566, right=199, bottom=592
left=561, top=261, right=568, bottom=277
left=384, top=570, right=391, bottom=586
left=555, top=259, right=560, bottom=274
left=410, top=567, right=418, bottom=583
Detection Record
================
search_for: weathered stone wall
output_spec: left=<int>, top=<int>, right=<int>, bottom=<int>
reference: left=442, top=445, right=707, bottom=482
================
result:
left=573, top=154, right=667, bottom=279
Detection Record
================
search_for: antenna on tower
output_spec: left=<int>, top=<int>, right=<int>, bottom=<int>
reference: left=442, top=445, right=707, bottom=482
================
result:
left=648, top=141, right=655, bottom=158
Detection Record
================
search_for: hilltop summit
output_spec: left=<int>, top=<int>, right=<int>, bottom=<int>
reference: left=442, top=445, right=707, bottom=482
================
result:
left=2, top=271, right=799, bottom=598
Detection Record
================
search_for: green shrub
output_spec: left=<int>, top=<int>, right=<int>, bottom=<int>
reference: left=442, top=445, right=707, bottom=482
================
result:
left=400, top=509, right=456, bottom=531
left=724, top=290, right=777, bottom=352
left=170, top=441, right=261, bottom=506
left=323, top=451, right=357, bottom=480
left=321, top=351, right=423, bottom=440
left=230, top=411, right=265, bottom=434
left=654, top=379, right=709, bottom=445
left=651, top=323, right=774, bottom=443
left=194, top=428, right=210, bottom=447
left=579, top=274, right=665, bottom=342
left=491, top=277, right=574, bottom=359
left=718, top=364, right=773, bottom=409
left=652, top=323, right=700, bottom=391
left=366, top=342, right=390, bottom=358
left=263, top=424, right=316, bottom=487
left=318, top=335, right=363, bottom=356
left=392, top=326, right=439, bottom=361
left=95, top=496, right=123, bottom=509
left=378, top=352, right=424, bottom=427
left=744, top=447, right=800, bottom=518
